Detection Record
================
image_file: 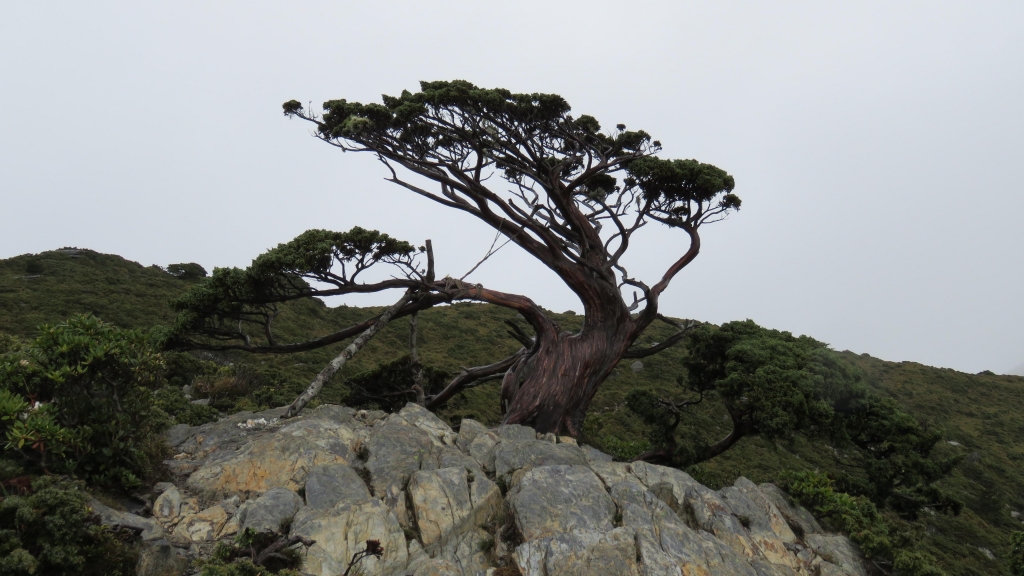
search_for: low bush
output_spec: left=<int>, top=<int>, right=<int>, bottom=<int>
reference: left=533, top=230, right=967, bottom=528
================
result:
left=0, top=315, right=170, bottom=490
left=0, top=476, right=138, bottom=576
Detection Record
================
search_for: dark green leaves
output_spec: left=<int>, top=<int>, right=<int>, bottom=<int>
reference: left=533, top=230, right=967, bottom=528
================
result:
left=627, top=157, right=736, bottom=205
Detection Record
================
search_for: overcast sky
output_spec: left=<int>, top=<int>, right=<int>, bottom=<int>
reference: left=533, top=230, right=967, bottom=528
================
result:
left=2, top=2, right=1021, bottom=374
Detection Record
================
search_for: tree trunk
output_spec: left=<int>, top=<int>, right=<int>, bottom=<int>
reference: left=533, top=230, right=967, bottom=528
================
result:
left=500, top=320, right=634, bottom=436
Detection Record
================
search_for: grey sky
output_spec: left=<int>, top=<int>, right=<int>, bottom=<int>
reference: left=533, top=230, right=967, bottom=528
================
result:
left=2, top=2, right=1021, bottom=374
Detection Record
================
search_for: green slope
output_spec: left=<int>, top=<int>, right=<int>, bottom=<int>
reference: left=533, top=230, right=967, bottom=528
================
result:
left=1, top=248, right=1022, bottom=574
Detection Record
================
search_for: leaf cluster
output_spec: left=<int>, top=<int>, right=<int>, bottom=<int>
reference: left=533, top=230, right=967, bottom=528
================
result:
left=0, top=476, right=138, bottom=576
left=784, top=470, right=944, bottom=576
left=170, top=227, right=420, bottom=348
left=0, top=315, right=170, bottom=490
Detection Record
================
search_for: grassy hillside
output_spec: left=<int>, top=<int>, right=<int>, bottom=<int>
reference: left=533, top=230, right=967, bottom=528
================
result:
left=1, top=248, right=1023, bottom=574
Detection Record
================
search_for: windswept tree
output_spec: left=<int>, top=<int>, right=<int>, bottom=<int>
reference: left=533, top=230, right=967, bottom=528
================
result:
left=171, top=81, right=740, bottom=435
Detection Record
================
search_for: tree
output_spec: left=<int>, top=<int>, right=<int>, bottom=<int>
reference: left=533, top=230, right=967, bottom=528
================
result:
left=171, top=81, right=740, bottom=435
left=627, top=319, right=961, bottom=519
left=166, top=263, right=208, bottom=281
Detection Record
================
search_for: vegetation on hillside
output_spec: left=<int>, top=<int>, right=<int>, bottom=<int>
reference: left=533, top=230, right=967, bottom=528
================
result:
left=1, top=248, right=1023, bottom=574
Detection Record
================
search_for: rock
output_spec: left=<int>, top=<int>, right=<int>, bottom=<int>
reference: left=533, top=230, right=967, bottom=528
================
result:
left=631, top=361, right=644, bottom=372
left=629, top=461, right=701, bottom=507
left=412, top=558, right=462, bottom=575
left=719, top=484, right=798, bottom=567
left=153, top=481, right=176, bottom=494
left=304, top=463, right=371, bottom=509
left=136, top=540, right=190, bottom=576
left=496, top=424, right=538, bottom=442
left=186, top=422, right=353, bottom=499
left=89, top=499, right=165, bottom=541
left=408, top=467, right=501, bottom=549
left=290, top=499, right=409, bottom=576
left=466, top=430, right=501, bottom=472
left=493, top=440, right=588, bottom=480
left=153, top=487, right=183, bottom=522
left=757, top=483, right=823, bottom=537
left=803, top=534, right=868, bottom=576
left=515, top=528, right=640, bottom=576
left=685, top=484, right=759, bottom=559
left=172, top=505, right=228, bottom=543
left=589, top=461, right=632, bottom=489
left=508, top=465, right=615, bottom=542
left=398, top=403, right=458, bottom=446
left=365, top=418, right=434, bottom=495
left=163, top=424, right=193, bottom=448
left=730, top=478, right=798, bottom=544
left=581, top=444, right=614, bottom=463
left=241, top=487, right=304, bottom=533
left=420, top=444, right=482, bottom=472
left=456, top=418, right=490, bottom=452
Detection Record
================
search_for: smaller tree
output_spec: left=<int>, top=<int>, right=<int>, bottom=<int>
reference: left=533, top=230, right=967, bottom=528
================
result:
left=627, top=319, right=961, bottom=519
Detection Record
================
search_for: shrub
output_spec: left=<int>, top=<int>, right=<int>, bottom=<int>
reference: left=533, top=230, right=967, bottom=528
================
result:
left=1011, top=531, right=1024, bottom=576
left=0, top=315, right=170, bottom=490
left=784, top=470, right=943, bottom=576
left=0, top=476, right=138, bottom=576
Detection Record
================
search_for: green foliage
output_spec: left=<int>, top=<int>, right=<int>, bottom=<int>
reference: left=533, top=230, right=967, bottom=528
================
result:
left=627, top=319, right=961, bottom=522
left=170, top=227, right=419, bottom=348
left=166, top=262, right=207, bottom=280
left=0, top=476, right=138, bottom=576
left=0, top=315, right=169, bottom=489
left=785, top=470, right=944, bottom=576
left=1010, top=531, right=1024, bottom=576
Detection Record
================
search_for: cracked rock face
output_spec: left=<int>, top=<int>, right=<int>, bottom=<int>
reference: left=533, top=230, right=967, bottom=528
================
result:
left=93, top=403, right=870, bottom=576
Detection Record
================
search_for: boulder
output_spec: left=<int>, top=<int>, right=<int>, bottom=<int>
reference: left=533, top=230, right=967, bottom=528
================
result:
left=515, top=528, right=640, bottom=576
left=684, top=484, right=759, bottom=559
left=172, top=505, right=229, bottom=543
left=508, top=465, right=615, bottom=542
left=240, top=487, right=304, bottom=533
left=412, top=558, right=462, bottom=576
left=364, top=418, right=434, bottom=495
left=398, top=403, right=458, bottom=446
left=89, top=499, right=164, bottom=541
left=186, top=424, right=354, bottom=499
left=493, top=440, right=588, bottom=480
left=408, top=467, right=501, bottom=549
left=304, top=463, right=371, bottom=509
left=153, top=486, right=183, bottom=522
left=455, top=418, right=490, bottom=452
left=757, top=483, right=822, bottom=537
left=290, top=499, right=409, bottom=576
left=803, top=534, right=868, bottom=576
left=135, top=540, right=190, bottom=576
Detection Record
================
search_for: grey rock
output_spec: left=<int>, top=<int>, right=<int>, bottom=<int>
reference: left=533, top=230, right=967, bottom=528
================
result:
left=581, top=444, right=615, bottom=463
left=466, top=429, right=501, bottom=472
left=455, top=418, right=490, bottom=452
left=496, top=424, right=538, bottom=443
left=631, top=361, right=644, bottom=372
left=408, top=466, right=501, bottom=549
left=412, top=558, right=462, bottom=576
left=493, top=439, right=588, bottom=480
left=757, top=483, right=823, bottom=536
left=420, top=443, right=482, bottom=473
left=89, top=498, right=165, bottom=541
left=508, top=465, right=616, bottom=541
left=163, top=424, right=193, bottom=448
left=304, top=463, right=371, bottom=509
left=803, top=534, right=868, bottom=576
left=152, top=481, right=176, bottom=494
left=172, top=505, right=229, bottom=542
left=290, top=499, right=409, bottom=576
left=153, top=487, right=183, bottom=521
left=398, top=403, right=458, bottom=446
left=365, top=419, right=434, bottom=495
left=515, top=528, right=640, bottom=576
left=135, top=540, right=189, bottom=576
left=191, top=398, right=210, bottom=405
left=241, top=487, right=303, bottom=533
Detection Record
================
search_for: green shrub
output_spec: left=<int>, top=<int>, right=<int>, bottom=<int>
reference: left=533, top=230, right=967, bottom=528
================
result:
left=784, top=470, right=943, bottom=576
left=0, top=315, right=170, bottom=490
left=0, top=476, right=138, bottom=576
left=195, top=528, right=304, bottom=576
left=1011, top=531, right=1024, bottom=576
left=153, top=386, right=219, bottom=426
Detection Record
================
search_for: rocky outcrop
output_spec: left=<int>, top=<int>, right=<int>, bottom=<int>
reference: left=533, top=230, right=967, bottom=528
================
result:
left=91, top=402, right=869, bottom=576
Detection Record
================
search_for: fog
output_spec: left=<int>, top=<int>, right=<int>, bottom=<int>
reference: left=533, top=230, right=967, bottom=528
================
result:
left=2, top=1, right=1021, bottom=373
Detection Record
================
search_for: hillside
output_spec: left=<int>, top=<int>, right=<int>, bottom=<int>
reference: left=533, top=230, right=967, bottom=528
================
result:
left=2, top=248, right=1023, bottom=574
